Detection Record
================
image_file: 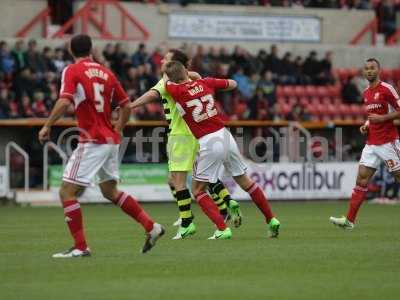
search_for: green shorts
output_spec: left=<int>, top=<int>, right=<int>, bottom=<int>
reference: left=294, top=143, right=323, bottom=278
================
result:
left=167, top=134, right=199, bottom=172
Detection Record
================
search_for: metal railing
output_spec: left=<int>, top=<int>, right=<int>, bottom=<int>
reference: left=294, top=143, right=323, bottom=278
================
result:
left=43, top=142, right=67, bottom=190
left=5, top=142, right=29, bottom=192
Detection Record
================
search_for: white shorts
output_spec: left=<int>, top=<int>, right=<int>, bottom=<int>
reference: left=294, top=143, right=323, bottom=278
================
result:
left=63, top=143, right=120, bottom=187
left=193, top=128, right=247, bottom=183
left=359, top=140, right=400, bottom=172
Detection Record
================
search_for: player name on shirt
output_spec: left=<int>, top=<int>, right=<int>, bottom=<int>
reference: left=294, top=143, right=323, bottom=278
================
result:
left=188, top=85, right=204, bottom=96
left=84, top=67, right=109, bottom=81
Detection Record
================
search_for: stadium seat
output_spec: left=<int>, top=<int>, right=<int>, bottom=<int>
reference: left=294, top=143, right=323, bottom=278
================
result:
left=322, top=97, right=332, bottom=105
left=282, top=85, right=295, bottom=97
left=294, top=85, right=306, bottom=98
left=333, top=97, right=342, bottom=105
left=276, top=86, right=284, bottom=98
left=310, top=97, right=321, bottom=106
left=288, top=97, right=297, bottom=106
left=316, top=86, right=329, bottom=98
left=381, top=69, right=393, bottom=82
left=305, top=85, right=317, bottom=97
left=277, top=97, right=287, bottom=105
left=299, top=97, right=310, bottom=107
left=279, top=103, right=292, bottom=116
left=327, top=85, right=341, bottom=98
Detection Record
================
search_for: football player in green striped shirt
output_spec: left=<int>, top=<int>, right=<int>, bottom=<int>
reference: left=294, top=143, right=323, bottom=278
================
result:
left=130, top=49, right=242, bottom=239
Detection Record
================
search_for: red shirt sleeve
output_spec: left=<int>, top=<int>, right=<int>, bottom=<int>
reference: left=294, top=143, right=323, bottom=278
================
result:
left=59, top=66, right=76, bottom=102
left=113, top=78, right=129, bottom=107
left=384, top=84, right=400, bottom=110
left=203, top=77, right=229, bottom=90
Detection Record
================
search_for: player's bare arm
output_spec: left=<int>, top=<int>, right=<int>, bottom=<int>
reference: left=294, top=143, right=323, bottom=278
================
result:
left=222, top=79, right=237, bottom=91
left=114, top=104, right=131, bottom=134
left=360, top=120, right=369, bottom=134
left=38, top=98, right=71, bottom=143
left=129, top=90, right=160, bottom=109
left=188, top=71, right=201, bottom=80
left=368, top=110, right=400, bottom=123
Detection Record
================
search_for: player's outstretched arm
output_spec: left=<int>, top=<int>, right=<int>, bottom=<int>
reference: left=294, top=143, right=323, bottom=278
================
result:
left=188, top=71, right=201, bottom=80
left=38, top=98, right=71, bottom=143
left=223, top=79, right=237, bottom=91
left=129, top=90, right=160, bottom=110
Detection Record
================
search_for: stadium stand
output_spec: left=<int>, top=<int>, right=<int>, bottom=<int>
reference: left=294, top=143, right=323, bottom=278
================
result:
left=3, top=40, right=399, bottom=121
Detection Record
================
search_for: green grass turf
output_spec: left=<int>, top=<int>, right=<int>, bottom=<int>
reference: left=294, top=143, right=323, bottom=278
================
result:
left=0, top=201, right=399, bottom=300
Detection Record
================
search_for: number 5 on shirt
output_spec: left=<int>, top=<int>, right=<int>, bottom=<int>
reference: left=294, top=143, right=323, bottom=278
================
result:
left=93, top=82, right=105, bottom=112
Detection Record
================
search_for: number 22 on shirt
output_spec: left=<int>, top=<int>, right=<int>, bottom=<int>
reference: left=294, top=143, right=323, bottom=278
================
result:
left=176, top=94, right=217, bottom=123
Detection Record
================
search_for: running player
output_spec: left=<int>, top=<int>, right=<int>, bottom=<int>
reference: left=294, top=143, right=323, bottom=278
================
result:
left=130, top=49, right=242, bottom=239
left=164, top=61, right=280, bottom=239
left=330, top=58, right=400, bottom=229
left=38, top=34, right=164, bottom=257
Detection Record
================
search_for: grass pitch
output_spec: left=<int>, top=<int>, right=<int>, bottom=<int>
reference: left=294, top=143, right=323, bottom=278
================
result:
left=0, top=201, right=399, bottom=300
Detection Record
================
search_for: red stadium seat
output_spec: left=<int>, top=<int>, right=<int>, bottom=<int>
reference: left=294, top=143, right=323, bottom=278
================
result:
left=305, top=85, right=317, bottom=97
left=299, top=97, right=310, bottom=107
left=277, top=97, right=287, bottom=105
left=288, top=97, right=297, bottom=106
left=310, top=97, right=320, bottom=106
left=381, top=69, right=393, bottom=82
left=279, top=103, right=292, bottom=116
left=322, top=97, right=332, bottom=105
left=328, top=85, right=341, bottom=98
left=276, top=86, right=284, bottom=98
left=282, top=85, right=295, bottom=97
left=333, top=97, right=342, bottom=105
left=294, top=85, right=306, bottom=98
left=316, top=86, right=329, bottom=98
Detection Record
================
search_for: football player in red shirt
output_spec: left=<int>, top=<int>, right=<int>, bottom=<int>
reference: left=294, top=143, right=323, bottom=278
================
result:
left=330, top=58, right=400, bottom=229
left=39, top=35, right=164, bottom=257
left=164, top=61, right=280, bottom=239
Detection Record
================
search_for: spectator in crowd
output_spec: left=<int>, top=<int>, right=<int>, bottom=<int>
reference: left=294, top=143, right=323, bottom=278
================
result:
left=0, top=87, right=10, bottom=118
left=280, top=52, right=297, bottom=85
left=131, top=43, right=148, bottom=67
left=11, top=40, right=26, bottom=72
left=257, top=70, right=276, bottom=106
left=0, top=41, right=15, bottom=76
left=24, top=39, right=44, bottom=75
left=353, top=69, right=368, bottom=94
left=316, top=51, right=335, bottom=85
left=232, top=66, right=252, bottom=100
left=342, top=76, right=362, bottom=103
left=263, top=44, right=281, bottom=78
left=376, top=0, right=398, bottom=41
left=303, top=51, right=321, bottom=84
left=41, top=47, right=57, bottom=73
left=112, top=43, right=129, bottom=78
left=53, top=48, right=68, bottom=74
left=12, top=67, right=36, bottom=100
left=149, top=46, right=164, bottom=70
left=287, top=103, right=311, bottom=121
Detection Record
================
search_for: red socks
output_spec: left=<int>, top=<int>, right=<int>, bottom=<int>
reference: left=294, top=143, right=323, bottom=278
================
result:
left=115, top=192, right=154, bottom=232
left=63, top=200, right=87, bottom=251
left=195, top=192, right=226, bottom=230
left=347, top=185, right=368, bottom=223
left=246, top=182, right=274, bottom=223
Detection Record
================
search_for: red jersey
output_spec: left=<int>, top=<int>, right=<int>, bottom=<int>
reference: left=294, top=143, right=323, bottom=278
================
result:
left=166, top=78, right=228, bottom=139
left=364, top=81, right=400, bottom=145
left=59, top=58, right=129, bottom=144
